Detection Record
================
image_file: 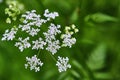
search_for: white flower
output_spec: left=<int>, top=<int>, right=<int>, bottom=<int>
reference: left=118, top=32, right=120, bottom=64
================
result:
left=46, top=40, right=60, bottom=55
left=32, top=37, right=46, bottom=50
left=28, top=28, right=40, bottom=36
left=48, top=23, right=61, bottom=35
left=43, top=32, right=55, bottom=42
left=19, top=24, right=30, bottom=31
left=19, top=10, right=47, bottom=36
left=21, top=10, right=46, bottom=27
left=43, top=23, right=61, bottom=42
left=61, top=33, right=76, bottom=48
left=25, top=55, right=43, bottom=72
left=44, top=23, right=61, bottom=54
left=56, top=56, right=71, bottom=72
left=1, top=27, right=18, bottom=41
left=35, top=19, right=46, bottom=27
left=44, top=9, right=59, bottom=21
left=15, top=37, right=31, bottom=52
left=22, top=10, right=39, bottom=21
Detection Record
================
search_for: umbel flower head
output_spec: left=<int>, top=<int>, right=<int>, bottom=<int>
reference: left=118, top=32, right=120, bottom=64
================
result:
left=1, top=27, right=18, bottom=41
left=61, top=24, right=79, bottom=48
left=2, top=7, right=79, bottom=72
left=25, top=55, right=43, bottom=72
left=15, top=37, right=31, bottom=52
left=19, top=10, right=46, bottom=37
left=32, top=37, right=46, bottom=50
left=56, top=56, right=71, bottom=72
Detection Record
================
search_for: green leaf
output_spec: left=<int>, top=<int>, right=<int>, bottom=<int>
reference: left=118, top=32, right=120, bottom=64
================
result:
left=71, top=70, right=81, bottom=78
left=93, top=72, right=112, bottom=79
left=85, top=13, right=118, bottom=23
left=87, top=43, right=107, bottom=70
left=70, top=8, right=79, bottom=23
left=72, top=60, right=90, bottom=80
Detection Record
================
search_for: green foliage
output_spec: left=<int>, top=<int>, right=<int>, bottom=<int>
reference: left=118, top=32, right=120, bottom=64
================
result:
left=85, top=13, right=118, bottom=23
left=87, top=43, right=106, bottom=70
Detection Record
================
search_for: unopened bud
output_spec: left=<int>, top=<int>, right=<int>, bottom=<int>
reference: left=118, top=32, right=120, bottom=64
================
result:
left=71, top=24, right=76, bottom=29
left=74, top=29, right=79, bottom=33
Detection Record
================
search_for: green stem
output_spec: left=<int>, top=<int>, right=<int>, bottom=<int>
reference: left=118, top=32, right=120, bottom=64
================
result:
left=48, top=52, right=57, bottom=62
left=37, top=49, right=41, bottom=57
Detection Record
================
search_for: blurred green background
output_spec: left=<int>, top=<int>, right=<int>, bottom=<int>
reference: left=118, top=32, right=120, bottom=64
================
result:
left=0, top=0, right=120, bottom=80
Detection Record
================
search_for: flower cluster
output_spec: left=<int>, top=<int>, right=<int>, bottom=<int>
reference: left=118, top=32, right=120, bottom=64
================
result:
left=44, top=9, right=59, bottom=21
left=2, top=8, right=79, bottom=72
left=15, top=37, right=31, bottom=52
left=19, top=10, right=46, bottom=36
left=32, top=37, right=46, bottom=50
left=5, top=1, right=24, bottom=23
left=61, top=24, right=79, bottom=48
left=44, top=23, right=61, bottom=55
left=1, top=27, right=18, bottom=41
left=56, top=56, right=71, bottom=72
left=25, top=55, right=43, bottom=72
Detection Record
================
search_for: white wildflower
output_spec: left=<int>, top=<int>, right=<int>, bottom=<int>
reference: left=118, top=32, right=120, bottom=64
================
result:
left=43, top=23, right=61, bottom=42
left=28, top=28, right=40, bottom=36
left=43, top=32, right=55, bottom=42
left=15, top=37, right=31, bottom=52
left=46, top=40, right=60, bottom=55
left=25, top=55, right=43, bottom=72
left=22, top=10, right=38, bottom=20
left=19, top=24, right=30, bottom=31
left=44, top=23, right=61, bottom=54
left=61, top=34, right=76, bottom=48
left=44, top=9, right=59, bottom=21
left=48, top=23, right=61, bottom=35
left=56, top=56, right=71, bottom=72
left=19, top=10, right=46, bottom=36
left=21, top=10, right=46, bottom=27
left=2, top=27, right=18, bottom=41
left=32, top=37, right=46, bottom=50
